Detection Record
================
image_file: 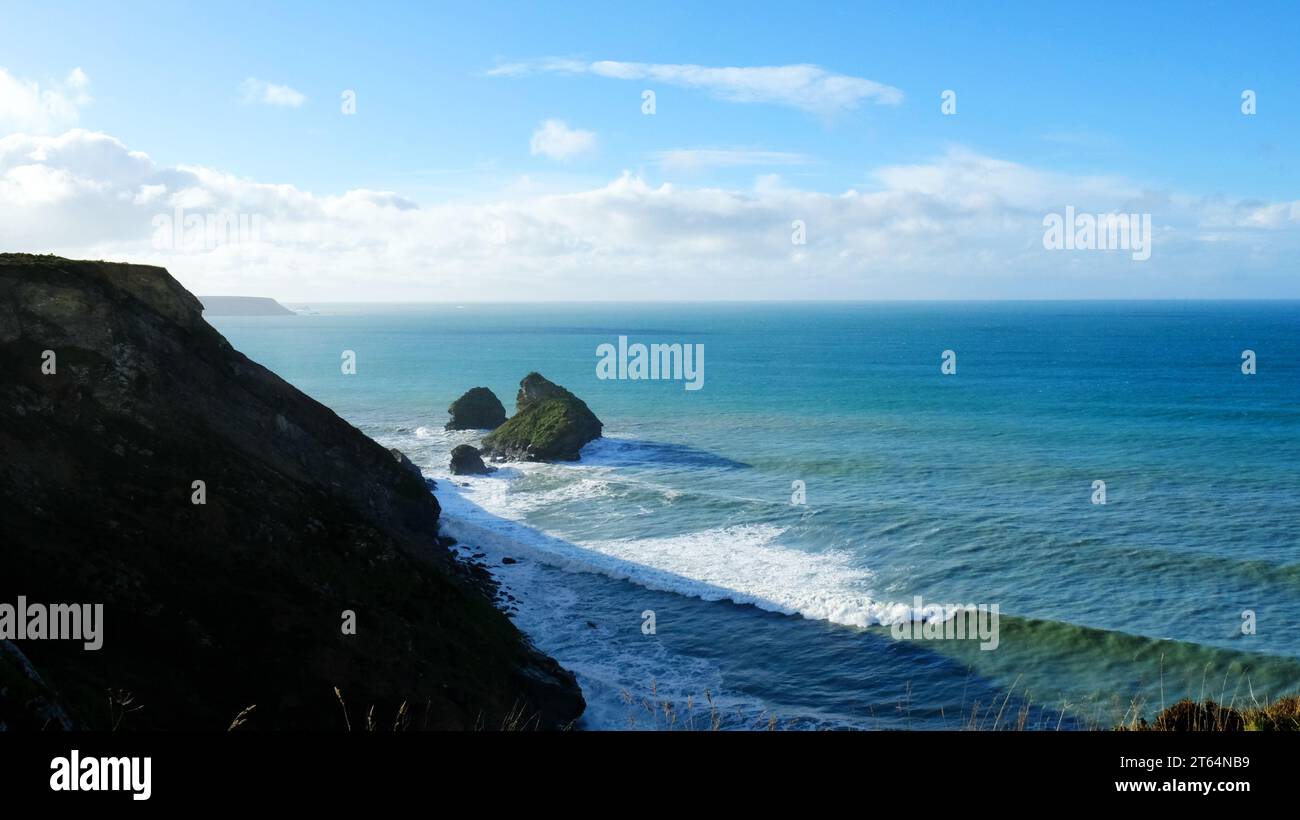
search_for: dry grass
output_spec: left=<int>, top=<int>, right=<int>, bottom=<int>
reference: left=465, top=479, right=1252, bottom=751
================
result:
left=1119, top=696, right=1300, bottom=732
left=106, top=688, right=142, bottom=731
left=227, top=704, right=256, bottom=731
left=236, top=672, right=1300, bottom=732
left=618, top=681, right=799, bottom=731
left=1113, top=660, right=1300, bottom=731
left=613, top=668, right=1300, bottom=732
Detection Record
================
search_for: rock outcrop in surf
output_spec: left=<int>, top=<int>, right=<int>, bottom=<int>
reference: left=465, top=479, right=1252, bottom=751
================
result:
left=480, top=372, right=603, bottom=462
left=445, top=386, right=506, bottom=430
left=450, top=444, right=495, bottom=475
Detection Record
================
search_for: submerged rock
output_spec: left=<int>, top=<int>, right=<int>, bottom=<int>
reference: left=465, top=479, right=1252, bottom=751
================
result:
left=445, top=387, right=506, bottom=430
left=449, top=444, right=495, bottom=475
left=480, top=372, right=603, bottom=461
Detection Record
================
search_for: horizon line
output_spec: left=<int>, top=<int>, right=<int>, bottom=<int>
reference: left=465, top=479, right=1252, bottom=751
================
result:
left=205, top=297, right=1300, bottom=305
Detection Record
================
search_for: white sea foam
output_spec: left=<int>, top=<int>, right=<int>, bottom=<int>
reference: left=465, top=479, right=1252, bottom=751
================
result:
left=374, top=429, right=927, bottom=628
left=377, top=431, right=930, bottom=729
left=446, top=532, right=788, bottom=730
left=437, top=460, right=919, bottom=629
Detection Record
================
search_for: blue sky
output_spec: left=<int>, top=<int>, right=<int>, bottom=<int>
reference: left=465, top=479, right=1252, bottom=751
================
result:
left=2, top=0, right=1298, bottom=299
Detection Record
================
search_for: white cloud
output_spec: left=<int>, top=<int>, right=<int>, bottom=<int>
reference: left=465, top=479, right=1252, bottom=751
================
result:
left=491, top=59, right=903, bottom=113
left=239, top=78, right=306, bottom=108
left=0, top=67, right=91, bottom=135
left=2, top=129, right=1299, bottom=301
left=529, top=120, right=596, bottom=161
left=654, top=148, right=813, bottom=173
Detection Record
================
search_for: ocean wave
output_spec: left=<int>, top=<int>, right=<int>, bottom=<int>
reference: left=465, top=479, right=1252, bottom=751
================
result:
left=387, top=428, right=942, bottom=630
left=443, top=536, right=779, bottom=730
left=438, top=476, right=924, bottom=629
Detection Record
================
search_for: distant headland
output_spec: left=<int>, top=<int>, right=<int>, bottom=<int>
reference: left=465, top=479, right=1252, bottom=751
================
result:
left=198, top=295, right=294, bottom=316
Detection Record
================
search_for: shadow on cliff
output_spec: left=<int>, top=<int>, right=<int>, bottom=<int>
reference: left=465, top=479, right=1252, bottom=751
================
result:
left=0, top=254, right=586, bottom=731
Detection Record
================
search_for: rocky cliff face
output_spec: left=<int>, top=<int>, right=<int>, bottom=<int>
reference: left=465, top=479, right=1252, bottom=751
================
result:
left=0, top=254, right=583, bottom=730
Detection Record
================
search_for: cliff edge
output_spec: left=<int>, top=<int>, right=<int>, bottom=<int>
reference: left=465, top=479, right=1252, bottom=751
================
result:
left=0, top=254, right=583, bottom=730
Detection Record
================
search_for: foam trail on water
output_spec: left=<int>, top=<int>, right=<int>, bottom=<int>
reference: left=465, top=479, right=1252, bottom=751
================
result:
left=438, top=465, right=919, bottom=628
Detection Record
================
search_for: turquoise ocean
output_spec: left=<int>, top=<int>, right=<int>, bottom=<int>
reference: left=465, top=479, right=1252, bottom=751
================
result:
left=208, top=302, right=1300, bottom=729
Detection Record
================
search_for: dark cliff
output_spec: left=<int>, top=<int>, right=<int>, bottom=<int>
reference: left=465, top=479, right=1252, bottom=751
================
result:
left=0, top=254, right=583, bottom=730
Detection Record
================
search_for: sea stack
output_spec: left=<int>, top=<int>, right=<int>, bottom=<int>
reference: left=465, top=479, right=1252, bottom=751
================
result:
left=450, top=444, right=495, bottom=475
left=445, top=387, right=507, bottom=431
left=480, top=372, right=602, bottom=462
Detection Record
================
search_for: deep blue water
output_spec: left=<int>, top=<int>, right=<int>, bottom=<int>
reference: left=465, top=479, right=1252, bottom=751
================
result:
left=209, top=302, right=1300, bottom=729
